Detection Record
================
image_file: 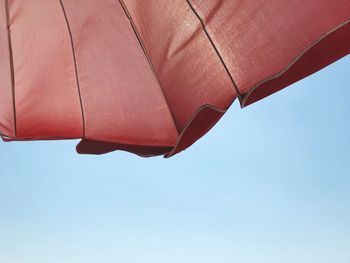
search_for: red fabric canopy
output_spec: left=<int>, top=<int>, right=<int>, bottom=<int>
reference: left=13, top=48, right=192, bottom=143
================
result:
left=1, top=0, right=349, bottom=157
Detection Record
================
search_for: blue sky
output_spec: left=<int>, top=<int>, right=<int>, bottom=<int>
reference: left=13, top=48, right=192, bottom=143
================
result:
left=0, top=55, right=349, bottom=263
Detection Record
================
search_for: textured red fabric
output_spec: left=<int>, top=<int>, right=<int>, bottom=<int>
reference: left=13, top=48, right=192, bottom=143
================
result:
left=0, top=0, right=349, bottom=157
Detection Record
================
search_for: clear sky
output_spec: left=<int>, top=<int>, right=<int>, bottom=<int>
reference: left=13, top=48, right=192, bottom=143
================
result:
left=0, top=55, right=349, bottom=263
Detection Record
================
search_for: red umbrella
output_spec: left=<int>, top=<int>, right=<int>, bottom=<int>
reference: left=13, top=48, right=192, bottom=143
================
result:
left=0, top=0, right=349, bottom=157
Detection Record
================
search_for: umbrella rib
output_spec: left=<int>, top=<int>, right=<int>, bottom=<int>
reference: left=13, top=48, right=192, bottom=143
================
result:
left=4, top=0, right=17, bottom=137
left=185, top=0, right=241, bottom=96
left=58, top=0, right=86, bottom=138
left=117, top=0, right=180, bottom=133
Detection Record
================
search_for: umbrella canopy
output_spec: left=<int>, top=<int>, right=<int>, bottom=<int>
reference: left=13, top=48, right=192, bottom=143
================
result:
left=0, top=0, right=349, bottom=157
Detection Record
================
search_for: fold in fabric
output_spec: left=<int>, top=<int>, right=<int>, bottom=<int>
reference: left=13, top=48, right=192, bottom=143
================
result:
left=0, top=0, right=349, bottom=157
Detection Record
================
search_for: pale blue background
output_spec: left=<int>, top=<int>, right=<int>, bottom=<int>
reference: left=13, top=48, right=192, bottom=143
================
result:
left=0, top=56, right=349, bottom=263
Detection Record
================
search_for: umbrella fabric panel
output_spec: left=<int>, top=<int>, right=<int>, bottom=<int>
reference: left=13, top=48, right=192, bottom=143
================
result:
left=76, top=139, right=173, bottom=157
left=0, top=0, right=15, bottom=138
left=243, top=22, right=350, bottom=106
left=59, top=0, right=178, bottom=149
left=5, top=0, right=84, bottom=140
left=123, top=0, right=238, bottom=130
left=188, top=0, right=350, bottom=105
left=122, top=0, right=238, bottom=156
left=165, top=105, right=227, bottom=157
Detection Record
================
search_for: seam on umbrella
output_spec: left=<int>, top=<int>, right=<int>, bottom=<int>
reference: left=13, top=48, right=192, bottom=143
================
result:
left=58, top=0, right=86, bottom=138
left=117, top=0, right=180, bottom=134
left=4, top=0, right=17, bottom=137
left=185, top=0, right=241, bottom=96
